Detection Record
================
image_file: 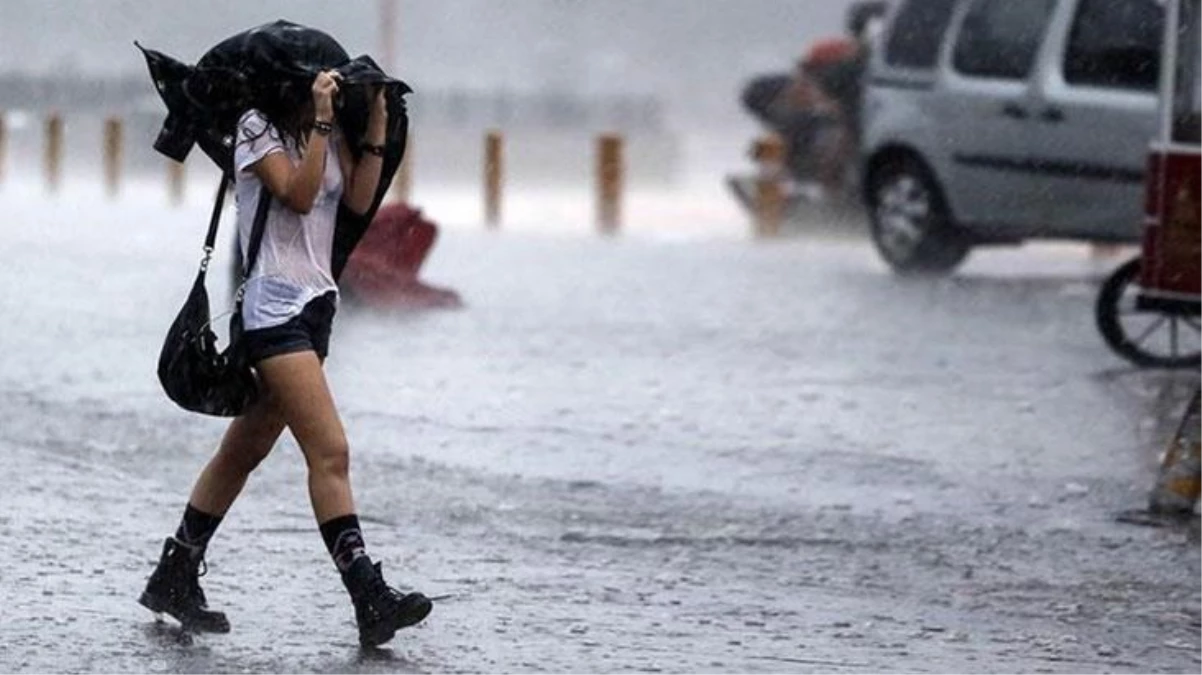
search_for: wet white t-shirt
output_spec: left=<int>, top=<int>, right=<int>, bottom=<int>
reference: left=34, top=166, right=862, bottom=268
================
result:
left=234, top=109, right=343, bottom=331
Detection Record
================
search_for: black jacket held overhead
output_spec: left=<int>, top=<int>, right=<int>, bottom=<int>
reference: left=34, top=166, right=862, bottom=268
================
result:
left=137, top=19, right=413, bottom=280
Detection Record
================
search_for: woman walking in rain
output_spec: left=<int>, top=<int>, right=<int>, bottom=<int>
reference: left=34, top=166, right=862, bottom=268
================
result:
left=138, top=67, right=432, bottom=648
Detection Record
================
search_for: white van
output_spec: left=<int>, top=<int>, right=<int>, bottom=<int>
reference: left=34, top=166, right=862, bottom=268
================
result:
left=861, top=0, right=1165, bottom=274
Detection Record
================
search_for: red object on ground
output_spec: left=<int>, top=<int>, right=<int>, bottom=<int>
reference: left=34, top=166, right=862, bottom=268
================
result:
left=800, top=37, right=860, bottom=70
left=342, top=202, right=463, bottom=310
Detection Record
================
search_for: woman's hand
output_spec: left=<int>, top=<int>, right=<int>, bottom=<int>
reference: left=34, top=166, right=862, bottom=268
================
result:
left=312, top=70, right=341, bottom=121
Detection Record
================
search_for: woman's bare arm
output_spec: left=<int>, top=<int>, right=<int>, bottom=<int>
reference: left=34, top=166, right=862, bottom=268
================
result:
left=250, top=71, right=341, bottom=215
left=252, top=133, right=328, bottom=215
left=340, top=89, right=388, bottom=216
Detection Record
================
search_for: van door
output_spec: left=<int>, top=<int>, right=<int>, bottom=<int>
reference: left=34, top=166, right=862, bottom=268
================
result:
left=932, top=0, right=1060, bottom=237
left=1027, top=0, right=1163, bottom=241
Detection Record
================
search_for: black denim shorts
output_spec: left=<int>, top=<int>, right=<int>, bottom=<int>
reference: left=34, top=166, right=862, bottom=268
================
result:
left=243, top=291, right=338, bottom=365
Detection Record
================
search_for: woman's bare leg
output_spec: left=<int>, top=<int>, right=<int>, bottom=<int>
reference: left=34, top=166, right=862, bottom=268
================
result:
left=236, top=350, right=433, bottom=645
left=253, top=351, right=355, bottom=522
left=187, top=392, right=288, bottom=517
left=140, top=391, right=287, bottom=633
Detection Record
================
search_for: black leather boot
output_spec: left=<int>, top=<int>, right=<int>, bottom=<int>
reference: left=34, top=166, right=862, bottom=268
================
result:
left=138, top=537, right=230, bottom=633
left=342, top=557, right=432, bottom=647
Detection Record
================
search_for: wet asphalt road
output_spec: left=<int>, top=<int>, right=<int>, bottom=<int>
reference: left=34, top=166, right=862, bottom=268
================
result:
left=0, top=183, right=1198, bottom=673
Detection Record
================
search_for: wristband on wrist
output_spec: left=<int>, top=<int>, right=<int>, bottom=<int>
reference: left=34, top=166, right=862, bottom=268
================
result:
left=313, top=120, right=334, bottom=136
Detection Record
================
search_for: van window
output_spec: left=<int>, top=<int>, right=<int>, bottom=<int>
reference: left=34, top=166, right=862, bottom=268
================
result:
left=884, top=0, right=958, bottom=69
left=1174, top=0, right=1201, bottom=143
left=953, top=0, right=1057, bottom=80
left=1064, top=0, right=1163, bottom=91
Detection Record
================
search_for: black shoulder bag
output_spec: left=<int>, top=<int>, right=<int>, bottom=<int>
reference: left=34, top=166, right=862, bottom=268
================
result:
left=157, top=175, right=271, bottom=417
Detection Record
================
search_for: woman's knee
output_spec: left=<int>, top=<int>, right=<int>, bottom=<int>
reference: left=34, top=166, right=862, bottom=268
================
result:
left=306, top=436, right=351, bottom=478
left=217, top=438, right=274, bottom=475
left=217, top=406, right=285, bottom=475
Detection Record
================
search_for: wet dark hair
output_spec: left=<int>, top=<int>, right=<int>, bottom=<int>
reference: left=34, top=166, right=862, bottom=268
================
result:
left=237, top=79, right=315, bottom=151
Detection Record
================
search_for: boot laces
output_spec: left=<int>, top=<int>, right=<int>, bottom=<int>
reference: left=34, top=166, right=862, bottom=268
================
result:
left=364, top=563, right=407, bottom=611
left=369, top=567, right=398, bottom=598
left=178, top=555, right=208, bottom=608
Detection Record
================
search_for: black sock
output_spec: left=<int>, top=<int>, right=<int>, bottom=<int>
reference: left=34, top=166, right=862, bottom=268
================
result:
left=319, top=514, right=368, bottom=573
left=174, top=504, right=223, bottom=554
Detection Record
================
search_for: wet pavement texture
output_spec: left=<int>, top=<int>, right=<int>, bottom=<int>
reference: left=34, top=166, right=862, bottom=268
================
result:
left=0, top=187, right=1199, bottom=673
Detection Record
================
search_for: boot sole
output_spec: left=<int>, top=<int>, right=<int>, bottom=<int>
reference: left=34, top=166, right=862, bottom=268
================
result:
left=359, top=596, right=433, bottom=648
left=138, top=590, right=231, bottom=634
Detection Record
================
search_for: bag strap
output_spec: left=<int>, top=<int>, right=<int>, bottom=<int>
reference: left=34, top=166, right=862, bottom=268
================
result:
left=242, top=185, right=271, bottom=280
left=195, top=174, right=271, bottom=303
left=198, top=172, right=232, bottom=276
left=235, top=184, right=273, bottom=305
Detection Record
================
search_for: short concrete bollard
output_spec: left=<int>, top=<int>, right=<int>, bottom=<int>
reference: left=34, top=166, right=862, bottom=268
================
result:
left=390, top=131, right=413, bottom=203
left=0, top=112, right=6, bottom=185
left=167, top=160, right=185, bottom=206
left=596, top=133, right=624, bottom=234
left=1090, top=243, right=1127, bottom=259
left=484, top=130, right=504, bottom=228
left=103, top=116, right=123, bottom=198
left=753, top=134, right=787, bottom=238
left=45, top=113, right=63, bottom=193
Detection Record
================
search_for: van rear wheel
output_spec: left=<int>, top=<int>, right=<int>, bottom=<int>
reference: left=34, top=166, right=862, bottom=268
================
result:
left=869, top=157, right=970, bottom=275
